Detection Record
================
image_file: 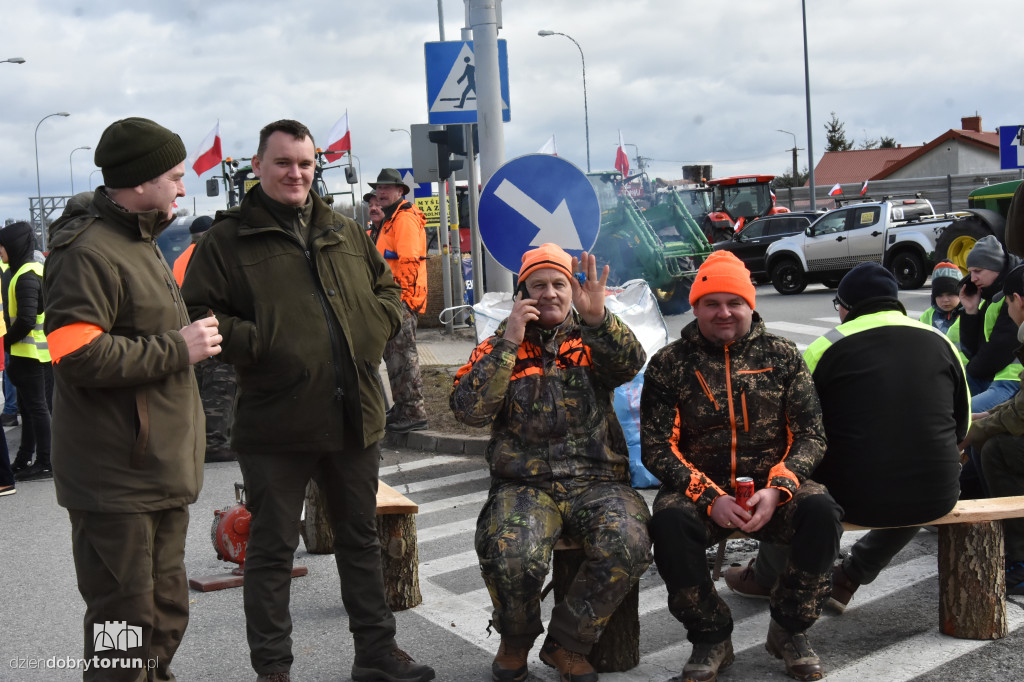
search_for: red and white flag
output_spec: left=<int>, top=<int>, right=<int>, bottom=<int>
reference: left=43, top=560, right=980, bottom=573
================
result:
left=860, top=180, right=869, bottom=196
left=828, top=183, right=843, bottom=196
left=538, top=134, right=558, bottom=155
left=615, top=130, right=630, bottom=176
left=189, top=122, right=222, bottom=177
left=324, top=111, right=351, bottom=162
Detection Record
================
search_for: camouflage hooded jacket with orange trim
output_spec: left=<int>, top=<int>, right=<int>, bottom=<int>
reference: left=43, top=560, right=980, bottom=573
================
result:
left=640, top=313, right=825, bottom=515
left=450, top=309, right=645, bottom=491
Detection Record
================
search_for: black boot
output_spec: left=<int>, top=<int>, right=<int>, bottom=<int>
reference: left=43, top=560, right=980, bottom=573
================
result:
left=10, top=452, right=32, bottom=475
left=15, top=454, right=51, bottom=481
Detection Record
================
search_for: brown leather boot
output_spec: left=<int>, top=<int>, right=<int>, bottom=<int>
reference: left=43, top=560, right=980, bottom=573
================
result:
left=681, top=638, right=734, bottom=681
left=492, top=636, right=533, bottom=681
left=828, top=562, right=860, bottom=613
left=539, top=635, right=598, bottom=682
left=765, top=620, right=824, bottom=681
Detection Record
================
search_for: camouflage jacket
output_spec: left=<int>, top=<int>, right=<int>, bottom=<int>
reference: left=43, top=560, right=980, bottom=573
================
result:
left=451, top=309, right=645, bottom=492
left=640, top=313, right=825, bottom=515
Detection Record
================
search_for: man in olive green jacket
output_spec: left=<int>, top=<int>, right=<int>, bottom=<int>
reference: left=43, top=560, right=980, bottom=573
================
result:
left=44, top=117, right=222, bottom=682
left=181, top=120, right=434, bottom=682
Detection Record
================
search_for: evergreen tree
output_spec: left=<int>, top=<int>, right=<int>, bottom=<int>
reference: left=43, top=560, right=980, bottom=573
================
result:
left=880, top=136, right=897, bottom=149
left=824, top=112, right=854, bottom=152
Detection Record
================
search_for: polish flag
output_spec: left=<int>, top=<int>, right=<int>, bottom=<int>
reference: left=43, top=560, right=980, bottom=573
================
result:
left=615, top=130, right=630, bottom=176
left=860, top=180, right=869, bottom=196
left=324, top=111, right=351, bottom=162
left=828, top=183, right=843, bottom=196
left=538, top=134, right=558, bottom=155
left=189, top=122, right=222, bottom=177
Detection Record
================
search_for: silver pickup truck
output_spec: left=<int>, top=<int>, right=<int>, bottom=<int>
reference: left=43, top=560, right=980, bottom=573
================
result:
left=764, top=199, right=957, bottom=294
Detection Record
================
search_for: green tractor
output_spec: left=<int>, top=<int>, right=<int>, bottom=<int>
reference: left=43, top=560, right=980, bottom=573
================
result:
left=934, top=179, right=1023, bottom=271
left=587, top=170, right=713, bottom=315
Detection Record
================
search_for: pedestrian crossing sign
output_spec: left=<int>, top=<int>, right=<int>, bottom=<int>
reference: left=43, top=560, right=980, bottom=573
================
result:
left=424, top=40, right=510, bottom=125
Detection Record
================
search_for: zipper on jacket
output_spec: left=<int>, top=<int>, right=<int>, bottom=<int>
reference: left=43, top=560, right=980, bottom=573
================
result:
left=694, top=370, right=719, bottom=410
left=724, top=342, right=738, bottom=486
left=303, top=247, right=346, bottom=401
left=741, top=391, right=749, bottom=433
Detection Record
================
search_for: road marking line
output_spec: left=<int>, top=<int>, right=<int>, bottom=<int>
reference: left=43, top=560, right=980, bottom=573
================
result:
left=416, top=490, right=488, bottom=515
left=825, top=601, right=1024, bottom=681
left=765, top=321, right=832, bottom=336
left=386, top=469, right=489, bottom=495
left=380, top=455, right=469, bottom=476
left=418, top=516, right=478, bottom=544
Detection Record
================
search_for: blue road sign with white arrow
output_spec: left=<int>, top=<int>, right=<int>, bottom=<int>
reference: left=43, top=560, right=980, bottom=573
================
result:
left=425, top=40, right=511, bottom=125
left=477, top=154, right=600, bottom=273
left=395, top=168, right=432, bottom=199
left=999, top=125, right=1024, bottom=170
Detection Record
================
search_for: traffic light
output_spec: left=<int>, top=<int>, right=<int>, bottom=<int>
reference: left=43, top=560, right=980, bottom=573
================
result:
left=428, top=127, right=465, bottom=179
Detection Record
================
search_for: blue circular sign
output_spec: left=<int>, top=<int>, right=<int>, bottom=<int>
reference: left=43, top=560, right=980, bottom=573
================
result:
left=477, top=154, right=600, bottom=273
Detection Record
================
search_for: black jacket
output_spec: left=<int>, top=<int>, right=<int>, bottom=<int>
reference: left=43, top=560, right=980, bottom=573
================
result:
left=959, top=254, right=1021, bottom=381
left=804, top=301, right=969, bottom=526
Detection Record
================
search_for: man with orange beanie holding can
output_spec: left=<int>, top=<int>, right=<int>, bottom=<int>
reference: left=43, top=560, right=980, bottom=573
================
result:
left=641, top=251, right=841, bottom=682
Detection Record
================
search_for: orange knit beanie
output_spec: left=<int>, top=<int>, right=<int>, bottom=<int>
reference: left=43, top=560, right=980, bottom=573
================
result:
left=689, top=251, right=756, bottom=309
left=519, top=243, right=573, bottom=282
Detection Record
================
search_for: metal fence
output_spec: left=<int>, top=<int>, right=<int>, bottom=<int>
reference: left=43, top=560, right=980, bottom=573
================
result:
left=774, top=169, right=1024, bottom=214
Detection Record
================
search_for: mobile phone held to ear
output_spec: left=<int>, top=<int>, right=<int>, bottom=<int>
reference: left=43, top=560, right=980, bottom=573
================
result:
left=959, top=275, right=978, bottom=297
left=516, top=281, right=529, bottom=299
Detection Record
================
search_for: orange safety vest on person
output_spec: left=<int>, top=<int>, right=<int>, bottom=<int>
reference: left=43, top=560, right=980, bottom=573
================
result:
left=375, top=199, right=428, bottom=314
left=172, top=243, right=196, bottom=286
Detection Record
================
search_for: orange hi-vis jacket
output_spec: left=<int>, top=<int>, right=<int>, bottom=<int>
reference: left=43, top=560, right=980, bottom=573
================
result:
left=172, top=242, right=196, bottom=286
left=375, top=199, right=427, bottom=314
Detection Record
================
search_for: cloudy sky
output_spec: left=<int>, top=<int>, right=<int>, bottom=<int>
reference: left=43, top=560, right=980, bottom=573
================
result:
left=1, top=0, right=1020, bottom=222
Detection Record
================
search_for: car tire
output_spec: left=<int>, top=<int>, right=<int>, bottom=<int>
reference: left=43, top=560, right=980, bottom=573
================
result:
left=890, top=250, right=927, bottom=290
left=822, top=279, right=841, bottom=289
left=770, top=259, right=807, bottom=295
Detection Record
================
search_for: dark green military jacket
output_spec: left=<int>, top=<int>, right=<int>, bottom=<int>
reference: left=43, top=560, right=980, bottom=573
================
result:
left=640, top=314, right=825, bottom=515
left=44, top=189, right=204, bottom=513
left=181, top=188, right=402, bottom=453
left=450, top=309, right=645, bottom=493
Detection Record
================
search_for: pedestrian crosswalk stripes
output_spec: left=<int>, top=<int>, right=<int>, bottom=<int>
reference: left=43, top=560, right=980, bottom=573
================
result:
left=378, top=455, right=1024, bottom=680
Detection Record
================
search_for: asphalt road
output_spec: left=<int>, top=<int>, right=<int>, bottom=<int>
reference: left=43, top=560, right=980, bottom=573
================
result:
left=2, top=282, right=1023, bottom=681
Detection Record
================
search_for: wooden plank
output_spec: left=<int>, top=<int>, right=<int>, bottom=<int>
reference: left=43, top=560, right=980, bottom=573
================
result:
left=188, top=566, right=308, bottom=592
left=377, top=481, right=418, bottom=515
left=930, top=496, right=1024, bottom=525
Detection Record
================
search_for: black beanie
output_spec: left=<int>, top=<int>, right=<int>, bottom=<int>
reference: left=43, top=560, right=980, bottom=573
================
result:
left=1003, top=263, right=1024, bottom=299
left=95, top=117, right=186, bottom=188
left=189, top=215, right=214, bottom=234
left=836, top=262, right=899, bottom=309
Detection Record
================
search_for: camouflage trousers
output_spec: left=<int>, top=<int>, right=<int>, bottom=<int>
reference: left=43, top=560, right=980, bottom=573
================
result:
left=383, top=304, right=427, bottom=422
left=649, top=480, right=841, bottom=643
left=194, top=358, right=237, bottom=457
left=475, top=481, right=652, bottom=652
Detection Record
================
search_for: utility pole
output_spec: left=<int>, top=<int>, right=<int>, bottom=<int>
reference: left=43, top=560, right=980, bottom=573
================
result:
left=466, top=0, right=511, bottom=293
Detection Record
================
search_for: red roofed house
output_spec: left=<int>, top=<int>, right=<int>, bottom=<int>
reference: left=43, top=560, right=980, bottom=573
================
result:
left=810, top=116, right=1001, bottom=186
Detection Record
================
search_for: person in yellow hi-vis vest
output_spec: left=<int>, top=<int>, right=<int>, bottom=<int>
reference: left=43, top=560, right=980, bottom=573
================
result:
left=0, top=221, right=52, bottom=481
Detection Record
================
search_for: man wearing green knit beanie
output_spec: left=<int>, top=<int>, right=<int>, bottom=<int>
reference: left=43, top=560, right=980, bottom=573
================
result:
left=44, top=117, right=222, bottom=681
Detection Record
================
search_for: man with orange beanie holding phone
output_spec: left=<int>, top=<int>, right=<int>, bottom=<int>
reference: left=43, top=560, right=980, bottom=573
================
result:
left=451, top=243, right=651, bottom=682
left=641, top=251, right=841, bottom=682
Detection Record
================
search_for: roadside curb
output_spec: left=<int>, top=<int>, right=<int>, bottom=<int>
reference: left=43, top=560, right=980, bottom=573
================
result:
left=383, top=429, right=488, bottom=455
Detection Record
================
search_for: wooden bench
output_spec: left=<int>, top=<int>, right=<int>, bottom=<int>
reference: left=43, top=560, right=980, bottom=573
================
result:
left=551, top=538, right=640, bottom=672
left=712, top=495, right=1024, bottom=640
left=300, top=480, right=422, bottom=611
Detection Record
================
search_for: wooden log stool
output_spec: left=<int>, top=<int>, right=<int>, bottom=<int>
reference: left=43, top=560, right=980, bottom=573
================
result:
left=300, top=479, right=422, bottom=611
left=551, top=538, right=640, bottom=672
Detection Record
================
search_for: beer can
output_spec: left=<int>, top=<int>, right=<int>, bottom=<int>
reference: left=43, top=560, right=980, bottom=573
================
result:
left=735, top=477, right=755, bottom=511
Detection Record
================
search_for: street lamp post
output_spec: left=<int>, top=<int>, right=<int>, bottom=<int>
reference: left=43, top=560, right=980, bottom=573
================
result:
left=538, top=30, right=590, bottom=172
left=35, top=112, right=71, bottom=229
left=1, top=57, right=26, bottom=64
left=777, top=129, right=800, bottom=182
left=69, top=145, right=91, bottom=195
left=389, top=128, right=412, bottom=139
left=801, top=0, right=816, bottom=210
left=89, top=169, right=102, bottom=188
